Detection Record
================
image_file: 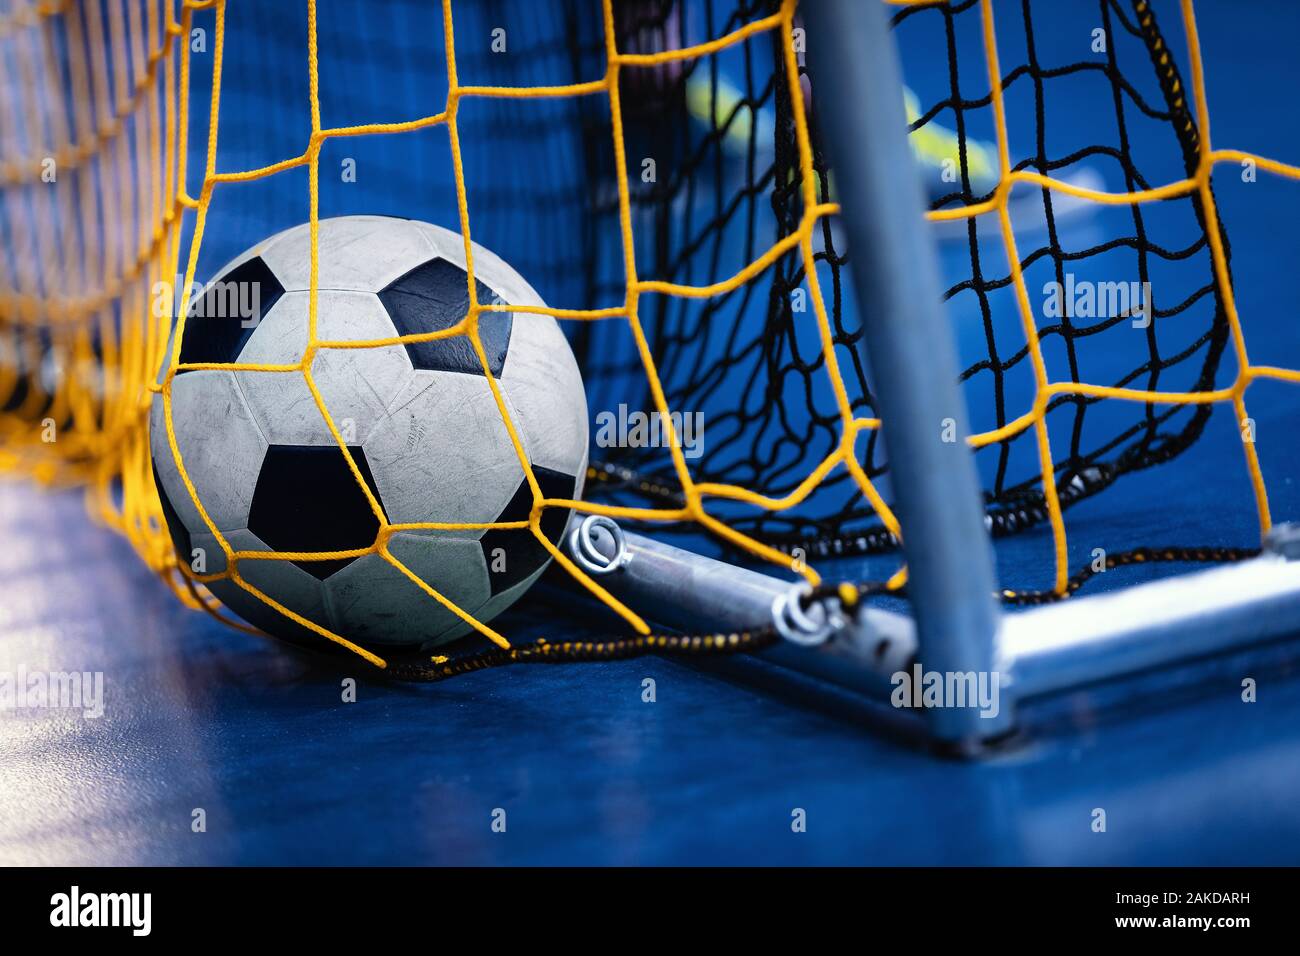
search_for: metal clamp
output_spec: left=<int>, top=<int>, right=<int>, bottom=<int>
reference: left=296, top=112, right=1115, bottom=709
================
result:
left=771, top=583, right=846, bottom=646
left=567, top=514, right=632, bottom=576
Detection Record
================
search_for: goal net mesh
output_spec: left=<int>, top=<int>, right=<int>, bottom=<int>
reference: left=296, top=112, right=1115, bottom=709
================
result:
left=1, top=0, right=1297, bottom=670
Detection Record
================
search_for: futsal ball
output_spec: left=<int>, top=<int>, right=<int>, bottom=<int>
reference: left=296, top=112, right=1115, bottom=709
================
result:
left=150, top=215, right=588, bottom=649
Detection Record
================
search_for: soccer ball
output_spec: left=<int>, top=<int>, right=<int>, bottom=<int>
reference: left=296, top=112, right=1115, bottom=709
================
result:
left=150, top=215, right=588, bottom=649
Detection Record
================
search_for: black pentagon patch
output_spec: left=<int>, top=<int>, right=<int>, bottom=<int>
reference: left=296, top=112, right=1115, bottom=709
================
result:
left=248, top=444, right=383, bottom=580
left=2, top=373, right=29, bottom=412
left=177, top=256, right=284, bottom=372
left=377, top=257, right=512, bottom=375
left=152, top=457, right=193, bottom=568
left=479, top=465, right=577, bottom=595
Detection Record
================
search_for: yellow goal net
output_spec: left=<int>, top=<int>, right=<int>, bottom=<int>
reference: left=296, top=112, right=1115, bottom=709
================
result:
left=2, top=0, right=1299, bottom=677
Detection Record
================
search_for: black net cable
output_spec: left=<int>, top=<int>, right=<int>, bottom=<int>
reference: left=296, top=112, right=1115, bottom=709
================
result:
left=581, top=0, right=1236, bottom=582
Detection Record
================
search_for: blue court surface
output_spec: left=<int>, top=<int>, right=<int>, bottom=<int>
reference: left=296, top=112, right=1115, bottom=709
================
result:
left=3, top=0, right=1300, bottom=866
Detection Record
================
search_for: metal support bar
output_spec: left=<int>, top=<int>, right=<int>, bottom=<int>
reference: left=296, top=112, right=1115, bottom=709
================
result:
left=561, top=518, right=1300, bottom=750
left=1000, top=553, right=1300, bottom=699
left=567, top=519, right=916, bottom=699
left=802, top=0, right=1005, bottom=741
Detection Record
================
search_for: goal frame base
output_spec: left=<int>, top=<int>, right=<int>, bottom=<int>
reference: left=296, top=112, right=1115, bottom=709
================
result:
left=564, top=520, right=1300, bottom=754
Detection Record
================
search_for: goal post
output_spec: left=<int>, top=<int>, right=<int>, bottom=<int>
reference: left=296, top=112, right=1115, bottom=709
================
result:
left=800, top=0, right=1004, bottom=743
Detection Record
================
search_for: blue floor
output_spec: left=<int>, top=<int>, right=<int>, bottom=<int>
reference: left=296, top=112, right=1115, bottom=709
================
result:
left=2, top=484, right=1299, bottom=865
left=3, top=0, right=1300, bottom=865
